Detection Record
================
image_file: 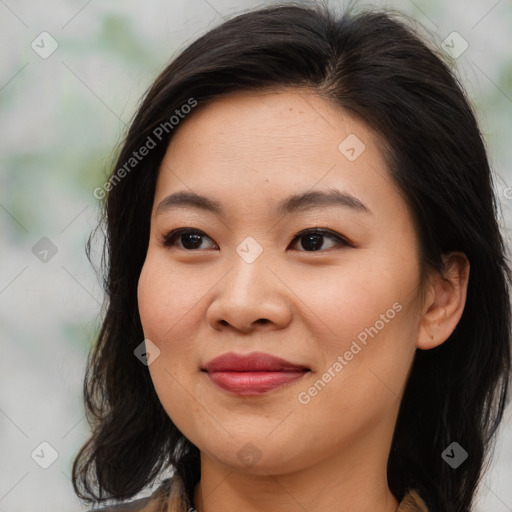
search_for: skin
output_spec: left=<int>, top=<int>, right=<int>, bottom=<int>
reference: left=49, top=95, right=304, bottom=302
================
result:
left=137, top=88, right=469, bottom=512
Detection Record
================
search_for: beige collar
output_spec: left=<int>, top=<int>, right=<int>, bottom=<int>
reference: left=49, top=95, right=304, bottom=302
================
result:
left=396, top=488, right=430, bottom=512
left=163, top=475, right=431, bottom=512
left=98, top=474, right=430, bottom=512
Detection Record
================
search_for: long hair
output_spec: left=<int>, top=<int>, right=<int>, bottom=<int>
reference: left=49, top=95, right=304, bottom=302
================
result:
left=72, top=3, right=512, bottom=511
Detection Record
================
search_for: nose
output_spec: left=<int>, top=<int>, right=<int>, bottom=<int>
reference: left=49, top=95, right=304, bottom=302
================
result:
left=206, top=254, right=293, bottom=334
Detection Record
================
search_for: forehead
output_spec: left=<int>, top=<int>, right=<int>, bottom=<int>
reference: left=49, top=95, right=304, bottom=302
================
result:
left=164, top=88, right=379, bottom=166
left=153, top=88, right=400, bottom=221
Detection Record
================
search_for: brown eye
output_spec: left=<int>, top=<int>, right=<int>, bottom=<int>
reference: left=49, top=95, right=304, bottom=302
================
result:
left=160, top=227, right=351, bottom=252
left=289, top=229, right=351, bottom=252
left=161, top=228, right=218, bottom=250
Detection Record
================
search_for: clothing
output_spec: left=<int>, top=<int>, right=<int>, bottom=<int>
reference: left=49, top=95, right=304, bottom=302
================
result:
left=396, top=489, right=429, bottom=512
left=89, top=473, right=430, bottom=512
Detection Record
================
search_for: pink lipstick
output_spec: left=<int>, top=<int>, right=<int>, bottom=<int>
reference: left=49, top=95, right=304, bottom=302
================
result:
left=202, top=351, right=310, bottom=395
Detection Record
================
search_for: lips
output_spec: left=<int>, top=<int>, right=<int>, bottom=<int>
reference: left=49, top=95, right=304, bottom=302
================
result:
left=203, top=351, right=309, bottom=372
left=202, top=352, right=310, bottom=395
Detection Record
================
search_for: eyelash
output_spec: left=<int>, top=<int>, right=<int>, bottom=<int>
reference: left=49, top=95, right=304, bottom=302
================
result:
left=159, top=227, right=352, bottom=252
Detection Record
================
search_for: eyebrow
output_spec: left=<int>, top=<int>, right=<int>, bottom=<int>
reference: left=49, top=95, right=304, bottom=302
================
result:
left=155, top=188, right=372, bottom=217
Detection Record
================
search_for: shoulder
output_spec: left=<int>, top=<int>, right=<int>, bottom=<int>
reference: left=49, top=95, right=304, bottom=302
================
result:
left=396, top=488, right=430, bottom=512
left=88, top=495, right=152, bottom=512
left=87, top=478, right=174, bottom=512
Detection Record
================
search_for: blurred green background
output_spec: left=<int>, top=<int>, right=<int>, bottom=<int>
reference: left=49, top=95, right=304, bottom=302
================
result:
left=0, top=1, right=511, bottom=511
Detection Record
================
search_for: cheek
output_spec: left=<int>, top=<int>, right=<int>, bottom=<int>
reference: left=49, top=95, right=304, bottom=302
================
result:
left=137, top=259, right=201, bottom=430
left=137, top=261, right=167, bottom=340
left=136, top=258, right=196, bottom=384
left=137, top=254, right=214, bottom=380
left=137, top=255, right=203, bottom=341
left=287, top=260, right=407, bottom=344
left=295, top=253, right=420, bottom=388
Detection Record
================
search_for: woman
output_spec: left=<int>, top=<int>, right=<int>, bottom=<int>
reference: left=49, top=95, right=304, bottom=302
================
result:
left=72, top=3, right=512, bottom=512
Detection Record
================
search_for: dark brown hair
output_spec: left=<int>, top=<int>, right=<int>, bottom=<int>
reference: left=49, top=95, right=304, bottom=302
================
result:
left=73, top=3, right=512, bottom=511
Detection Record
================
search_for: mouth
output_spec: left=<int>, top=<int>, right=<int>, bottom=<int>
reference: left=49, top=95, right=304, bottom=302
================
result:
left=201, top=351, right=311, bottom=395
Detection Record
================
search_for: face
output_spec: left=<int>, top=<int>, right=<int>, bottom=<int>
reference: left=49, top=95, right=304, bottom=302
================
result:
left=137, top=88, right=426, bottom=475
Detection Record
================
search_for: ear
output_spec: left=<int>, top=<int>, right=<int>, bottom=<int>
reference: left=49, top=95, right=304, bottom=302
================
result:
left=416, top=252, right=470, bottom=350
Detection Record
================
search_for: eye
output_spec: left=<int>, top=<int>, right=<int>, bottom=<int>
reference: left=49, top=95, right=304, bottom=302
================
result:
left=288, top=228, right=351, bottom=252
left=159, top=227, right=351, bottom=252
left=160, top=228, right=218, bottom=250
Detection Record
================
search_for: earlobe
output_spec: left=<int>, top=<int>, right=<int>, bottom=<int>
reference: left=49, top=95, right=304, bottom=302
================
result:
left=416, top=252, right=470, bottom=350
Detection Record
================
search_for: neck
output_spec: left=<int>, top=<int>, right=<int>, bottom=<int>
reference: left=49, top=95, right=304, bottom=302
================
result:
left=192, top=429, right=399, bottom=512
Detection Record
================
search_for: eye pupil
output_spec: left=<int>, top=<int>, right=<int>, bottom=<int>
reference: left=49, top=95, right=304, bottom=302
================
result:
left=182, top=233, right=203, bottom=249
left=301, top=233, right=323, bottom=251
